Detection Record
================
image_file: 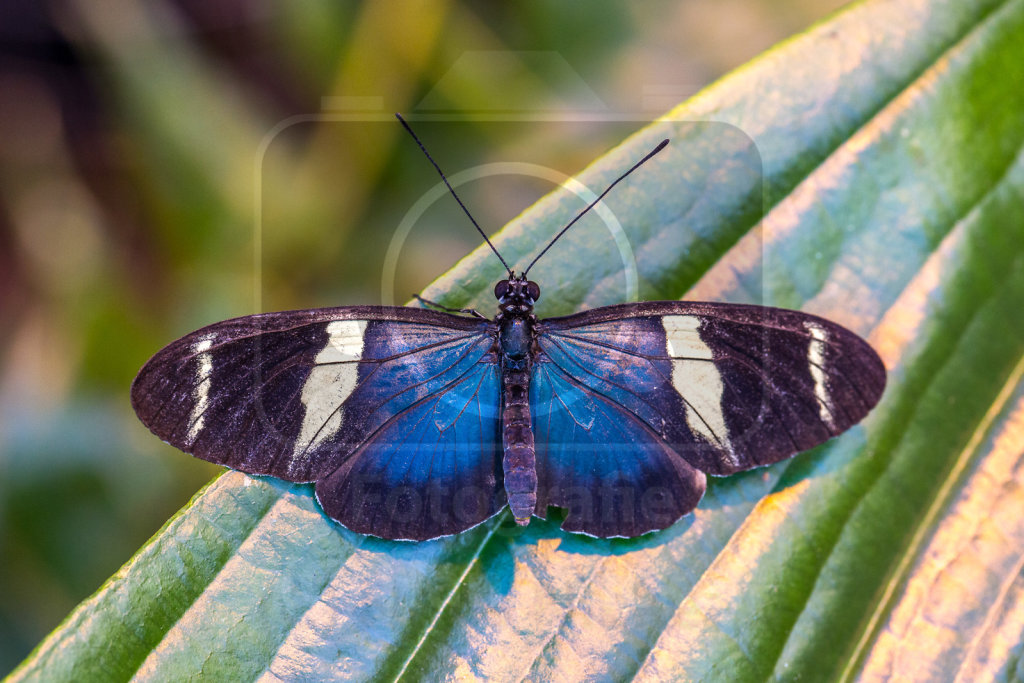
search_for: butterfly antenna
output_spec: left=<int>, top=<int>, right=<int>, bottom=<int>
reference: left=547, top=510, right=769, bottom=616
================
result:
left=522, top=138, right=669, bottom=277
left=396, top=114, right=513, bottom=276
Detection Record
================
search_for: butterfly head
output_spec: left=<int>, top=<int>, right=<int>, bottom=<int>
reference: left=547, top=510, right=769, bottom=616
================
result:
left=494, top=274, right=540, bottom=309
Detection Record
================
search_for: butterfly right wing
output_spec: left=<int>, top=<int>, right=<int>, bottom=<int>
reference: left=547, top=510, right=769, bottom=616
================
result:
left=528, top=301, right=885, bottom=537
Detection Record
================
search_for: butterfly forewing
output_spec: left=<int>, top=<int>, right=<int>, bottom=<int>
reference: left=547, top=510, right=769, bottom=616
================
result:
left=534, top=301, right=886, bottom=484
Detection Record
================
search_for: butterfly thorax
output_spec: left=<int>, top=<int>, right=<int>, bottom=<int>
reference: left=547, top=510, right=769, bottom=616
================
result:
left=493, top=275, right=540, bottom=525
left=494, top=274, right=540, bottom=368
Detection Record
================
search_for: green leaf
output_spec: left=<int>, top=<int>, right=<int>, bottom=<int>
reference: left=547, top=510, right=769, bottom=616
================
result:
left=13, top=0, right=1024, bottom=679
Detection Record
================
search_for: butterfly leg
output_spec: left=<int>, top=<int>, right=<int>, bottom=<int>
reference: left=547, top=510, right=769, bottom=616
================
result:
left=413, top=294, right=488, bottom=319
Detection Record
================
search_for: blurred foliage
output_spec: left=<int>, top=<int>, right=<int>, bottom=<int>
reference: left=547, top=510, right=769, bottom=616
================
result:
left=0, top=0, right=850, bottom=674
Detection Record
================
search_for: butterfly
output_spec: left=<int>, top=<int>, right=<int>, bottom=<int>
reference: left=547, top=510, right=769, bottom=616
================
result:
left=131, top=116, right=886, bottom=541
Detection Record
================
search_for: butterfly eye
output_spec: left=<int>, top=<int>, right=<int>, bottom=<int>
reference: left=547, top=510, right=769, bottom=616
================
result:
left=494, top=280, right=510, bottom=300
left=526, top=281, right=541, bottom=301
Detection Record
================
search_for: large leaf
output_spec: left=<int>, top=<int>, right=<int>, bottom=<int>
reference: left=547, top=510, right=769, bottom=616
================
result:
left=12, top=0, right=1024, bottom=679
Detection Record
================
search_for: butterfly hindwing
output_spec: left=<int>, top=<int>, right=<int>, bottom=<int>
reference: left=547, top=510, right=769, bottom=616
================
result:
left=315, top=358, right=503, bottom=540
left=530, top=358, right=707, bottom=537
left=534, top=301, right=886, bottom=488
left=131, top=306, right=505, bottom=538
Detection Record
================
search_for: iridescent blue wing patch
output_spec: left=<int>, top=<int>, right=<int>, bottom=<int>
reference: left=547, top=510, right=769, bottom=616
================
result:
left=315, top=358, right=503, bottom=540
left=532, top=301, right=885, bottom=537
left=131, top=306, right=503, bottom=539
left=530, top=359, right=707, bottom=538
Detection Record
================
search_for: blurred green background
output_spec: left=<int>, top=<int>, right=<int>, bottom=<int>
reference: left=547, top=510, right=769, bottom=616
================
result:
left=0, top=0, right=847, bottom=672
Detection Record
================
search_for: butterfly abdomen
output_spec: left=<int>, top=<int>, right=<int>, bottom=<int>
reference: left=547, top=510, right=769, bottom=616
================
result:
left=499, top=314, right=538, bottom=525
left=501, top=368, right=537, bottom=525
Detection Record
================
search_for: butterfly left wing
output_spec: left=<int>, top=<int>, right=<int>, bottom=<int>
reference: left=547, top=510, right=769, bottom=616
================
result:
left=314, top=355, right=504, bottom=540
left=531, top=301, right=885, bottom=537
left=131, top=306, right=505, bottom=540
